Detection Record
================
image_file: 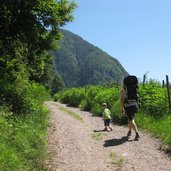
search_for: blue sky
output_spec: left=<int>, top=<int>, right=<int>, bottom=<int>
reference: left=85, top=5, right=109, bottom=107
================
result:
left=64, top=0, right=171, bottom=82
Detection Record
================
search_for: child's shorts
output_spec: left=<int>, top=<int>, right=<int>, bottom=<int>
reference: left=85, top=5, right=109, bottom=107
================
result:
left=104, top=119, right=111, bottom=126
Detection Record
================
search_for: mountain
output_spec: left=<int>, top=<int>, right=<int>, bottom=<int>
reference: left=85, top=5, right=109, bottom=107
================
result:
left=52, top=29, right=128, bottom=87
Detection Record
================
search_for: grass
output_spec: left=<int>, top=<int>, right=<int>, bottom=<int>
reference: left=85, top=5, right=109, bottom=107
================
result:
left=136, top=112, right=171, bottom=146
left=57, top=105, right=84, bottom=122
left=109, top=152, right=124, bottom=169
left=91, top=132, right=105, bottom=141
left=0, top=106, right=49, bottom=171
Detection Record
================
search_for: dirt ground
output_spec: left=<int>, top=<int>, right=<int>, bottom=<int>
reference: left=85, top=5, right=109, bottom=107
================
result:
left=45, top=101, right=171, bottom=171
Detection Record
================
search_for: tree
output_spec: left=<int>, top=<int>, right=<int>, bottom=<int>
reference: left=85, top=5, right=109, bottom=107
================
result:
left=0, top=0, right=76, bottom=112
left=50, top=71, right=65, bottom=95
left=0, top=0, right=76, bottom=82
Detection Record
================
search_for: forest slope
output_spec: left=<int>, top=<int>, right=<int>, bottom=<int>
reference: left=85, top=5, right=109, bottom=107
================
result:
left=52, top=29, right=128, bottom=87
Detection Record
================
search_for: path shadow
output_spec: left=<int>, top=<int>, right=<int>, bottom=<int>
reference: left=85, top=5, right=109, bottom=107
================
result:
left=94, top=129, right=107, bottom=132
left=103, top=136, right=130, bottom=147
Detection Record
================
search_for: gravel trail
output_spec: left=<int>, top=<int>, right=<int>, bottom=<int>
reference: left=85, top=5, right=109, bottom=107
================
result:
left=45, top=101, right=171, bottom=171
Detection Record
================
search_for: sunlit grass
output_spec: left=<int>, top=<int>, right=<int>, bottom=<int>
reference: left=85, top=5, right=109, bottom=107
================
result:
left=136, top=112, right=171, bottom=146
left=57, top=105, right=84, bottom=122
left=109, top=151, right=124, bottom=169
left=91, top=132, right=105, bottom=141
left=0, top=106, right=49, bottom=171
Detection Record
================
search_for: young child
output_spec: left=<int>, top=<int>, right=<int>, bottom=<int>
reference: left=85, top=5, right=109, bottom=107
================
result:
left=102, top=103, right=113, bottom=132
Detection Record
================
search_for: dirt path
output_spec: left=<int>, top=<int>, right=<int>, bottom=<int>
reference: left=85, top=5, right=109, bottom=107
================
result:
left=45, top=101, right=171, bottom=171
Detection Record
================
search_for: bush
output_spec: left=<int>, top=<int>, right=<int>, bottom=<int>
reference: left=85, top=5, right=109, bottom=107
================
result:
left=139, top=82, right=168, bottom=118
left=59, top=88, right=85, bottom=107
left=110, top=100, right=127, bottom=124
left=84, top=86, right=104, bottom=112
left=0, top=104, right=49, bottom=170
left=54, top=93, right=60, bottom=101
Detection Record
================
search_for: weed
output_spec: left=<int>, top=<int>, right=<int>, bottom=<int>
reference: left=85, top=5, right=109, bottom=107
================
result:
left=109, top=151, right=124, bottom=169
left=57, top=106, right=84, bottom=122
left=91, top=132, right=104, bottom=141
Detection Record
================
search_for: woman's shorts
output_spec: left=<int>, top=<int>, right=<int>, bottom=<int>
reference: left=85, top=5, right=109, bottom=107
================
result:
left=124, top=105, right=137, bottom=121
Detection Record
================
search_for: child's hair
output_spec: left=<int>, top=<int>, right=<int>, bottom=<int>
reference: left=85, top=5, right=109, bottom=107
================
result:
left=102, top=103, right=107, bottom=107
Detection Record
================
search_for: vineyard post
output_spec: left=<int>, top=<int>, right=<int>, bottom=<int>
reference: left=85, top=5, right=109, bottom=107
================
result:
left=166, top=75, right=171, bottom=112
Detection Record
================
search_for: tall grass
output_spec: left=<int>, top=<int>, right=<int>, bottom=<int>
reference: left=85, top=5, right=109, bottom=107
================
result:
left=136, top=113, right=171, bottom=146
left=0, top=83, right=50, bottom=170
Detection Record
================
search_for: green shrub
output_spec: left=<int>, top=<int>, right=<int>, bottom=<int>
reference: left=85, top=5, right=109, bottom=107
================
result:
left=0, top=104, right=49, bottom=171
left=83, top=86, right=104, bottom=111
left=54, top=93, right=60, bottom=101
left=0, top=82, right=49, bottom=170
left=91, top=103, right=102, bottom=116
left=68, top=88, right=85, bottom=107
left=59, top=88, right=85, bottom=107
left=60, top=89, right=73, bottom=104
left=88, top=87, right=120, bottom=116
left=110, top=100, right=127, bottom=124
left=139, top=82, right=168, bottom=118
left=79, top=99, right=89, bottom=111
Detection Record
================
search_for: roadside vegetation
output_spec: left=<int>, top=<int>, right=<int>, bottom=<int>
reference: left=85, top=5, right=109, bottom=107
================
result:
left=54, top=80, right=171, bottom=148
left=0, top=0, right=76, bottom=170
left=0, top=84, right=50, bottom=170
left=56, top=104, right=84, bottom=122
left=109, top=151, right=124, bottom=169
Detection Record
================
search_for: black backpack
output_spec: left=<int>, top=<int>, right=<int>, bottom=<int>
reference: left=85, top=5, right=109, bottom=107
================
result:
left=123, top=75, right=138, bottom=101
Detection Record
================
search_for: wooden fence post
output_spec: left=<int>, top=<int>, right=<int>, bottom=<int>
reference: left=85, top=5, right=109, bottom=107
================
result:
left=166, top=75, right=171, bottom=112
left=143, top=74, right=146, bottom=86
left=162, top=80, right=165, bottom=88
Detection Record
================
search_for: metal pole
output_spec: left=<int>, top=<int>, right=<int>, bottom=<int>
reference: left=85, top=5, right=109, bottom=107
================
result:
left=166, top=75, right=171, bottom=112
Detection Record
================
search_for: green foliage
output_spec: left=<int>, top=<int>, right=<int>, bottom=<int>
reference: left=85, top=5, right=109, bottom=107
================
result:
left=60, top=88, right=85, bottom=107
left=136, top=113, right=171, bottom=146
left=111, top=100, right=127, bottom=124
left=90, top=87, right=120, bottom=116
left=52, top=29, right=128, bottom=87
left=0, top=100, right=49, bottom=170
left=1, top=74, right=50, bottom=114
left=54, top=93, right=61, bottom=102
left=0, top=0, right=76, bottom=113
left=0, top=0, right=76, bottom=84
left=50, top=71, right=65, bottom=95
left=0, top=0, right=77, bottom=170
left=0, top=82, right=50, bottom=170
left=56, top=85, right=121, bottom=118
left=84, top=86, right=105, bottom=112
left=139, top=81, right=168, bottom=118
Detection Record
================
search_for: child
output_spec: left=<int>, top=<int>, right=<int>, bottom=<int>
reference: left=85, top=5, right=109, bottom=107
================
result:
left=102, top=103, right=113, bottom=132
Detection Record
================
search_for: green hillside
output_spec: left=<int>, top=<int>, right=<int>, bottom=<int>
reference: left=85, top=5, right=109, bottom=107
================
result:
left=52, top=29, right=128, bottom=87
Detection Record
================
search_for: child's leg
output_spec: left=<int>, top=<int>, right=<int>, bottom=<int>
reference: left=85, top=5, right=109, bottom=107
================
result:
left=109, top=125, right=113, bottom=131
left=103, top=120, right=107, bottom=131
left=109, top=119, right=113, bottom=131
left=107, top=119, right=112, bottom=131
